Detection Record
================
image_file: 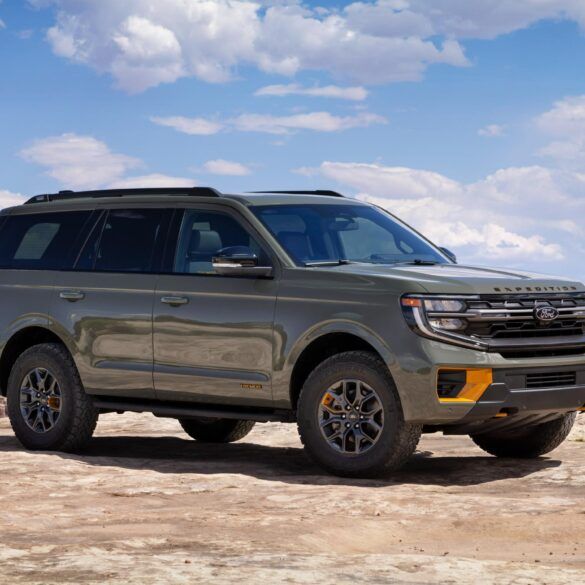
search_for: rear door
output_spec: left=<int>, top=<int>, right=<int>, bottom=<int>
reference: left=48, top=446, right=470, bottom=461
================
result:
left=50, top=206, right=171, bottom=399
left=153, top=205, right=279, bottom=406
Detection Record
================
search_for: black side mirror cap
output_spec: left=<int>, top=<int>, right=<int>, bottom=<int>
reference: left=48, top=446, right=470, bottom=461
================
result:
left=212, top=246, right=273, bottom=277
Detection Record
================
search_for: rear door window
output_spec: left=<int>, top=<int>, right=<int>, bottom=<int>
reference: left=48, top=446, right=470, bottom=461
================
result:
left=75, top=208, right=166, bottom=273
left=0, top=211, right=92, bottom=270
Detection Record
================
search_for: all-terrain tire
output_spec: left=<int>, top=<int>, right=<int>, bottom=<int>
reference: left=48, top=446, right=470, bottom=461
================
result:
left=179, top=418, right=256, bottom=443
left=297, top=351, right=422, bottom=478
left=7, top=343, right=98, bottom=452
left=471, top=412, right=577, bottom=458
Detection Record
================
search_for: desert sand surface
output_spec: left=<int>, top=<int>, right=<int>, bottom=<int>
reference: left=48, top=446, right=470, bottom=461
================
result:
left=0, top=410, right=584, bottom=584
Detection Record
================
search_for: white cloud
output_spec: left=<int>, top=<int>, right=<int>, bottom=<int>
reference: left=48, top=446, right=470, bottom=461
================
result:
left=0, top=189, right=25, bottom=209
left=232, top=111, right=386, bottom=134
left=20, top=134, right=142, bottom=189
left=0, top=19, right=6, bottom=30
left=150, top=116, right=224, bottom=136
left=19, top=134, right=200, bottom=191
left=37, top=1, right=585, bottom=93
left=108, top=174, right=195, bottom=189
left=303, top=161, right=585, bottom=264
left=255, top=84, right=368, bottom=101
left=202, top=159, right=252, bottom=176
left=478, top=124, right=505, bottom=137
left=38, top=0, right=469, bottom=92
left=153, top=111, right=386, bottom=136
left=397, top=0, right=585, bottom=39
left=536, top=95, right=585, bottom=165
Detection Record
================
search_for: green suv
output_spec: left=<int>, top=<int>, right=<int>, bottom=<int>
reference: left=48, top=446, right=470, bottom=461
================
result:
left=1, top=187, right=583, bottom=477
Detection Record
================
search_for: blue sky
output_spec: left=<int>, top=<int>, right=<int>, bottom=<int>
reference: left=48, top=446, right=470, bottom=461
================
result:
left=1, top=1, right=585, bottom=280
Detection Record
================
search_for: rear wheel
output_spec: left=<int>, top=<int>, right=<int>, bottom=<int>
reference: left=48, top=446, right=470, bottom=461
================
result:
left=471, top=412, right=577, bottom=458
left=179, top=417, right=256, bottom=443
left=297, top=351, right=422, bottom=478
left=7, top=343, right=98, bottom=452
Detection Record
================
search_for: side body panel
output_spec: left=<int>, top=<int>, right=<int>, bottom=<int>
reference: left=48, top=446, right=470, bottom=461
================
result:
left=271, top=268, right=427, bottom=413
left=0, top=269, right=57, bottom=369
left=49, top=272, right=158, bottom=398
left=153, top=274, right=277, bottom=405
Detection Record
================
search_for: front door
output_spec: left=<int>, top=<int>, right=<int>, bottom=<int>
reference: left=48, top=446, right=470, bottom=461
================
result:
left=153, top=207, right=278, bottom=406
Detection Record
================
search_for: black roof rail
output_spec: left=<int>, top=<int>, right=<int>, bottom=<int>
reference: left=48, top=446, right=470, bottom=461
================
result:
left=25, top=187, right=222, bottom=204
left=249, top=190, right=344, bottom=198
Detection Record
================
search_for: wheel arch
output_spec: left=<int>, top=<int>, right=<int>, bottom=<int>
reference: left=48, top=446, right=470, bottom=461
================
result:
left=0, top=326, right=72, bottom=396
left=288, top=323, right=396, bottom=410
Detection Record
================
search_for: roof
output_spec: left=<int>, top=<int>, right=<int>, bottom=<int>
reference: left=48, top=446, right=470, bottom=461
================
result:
left=225, top=192, right=363, bottom=206
left=15, top=187, right=367, bottom=210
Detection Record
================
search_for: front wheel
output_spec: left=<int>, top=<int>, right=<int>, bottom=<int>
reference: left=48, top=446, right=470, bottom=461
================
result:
left=471, top=412, right=577, bottom=458
left=297, top=351, right=422, bottom=478
left=179, top=417, right=256, bottom=443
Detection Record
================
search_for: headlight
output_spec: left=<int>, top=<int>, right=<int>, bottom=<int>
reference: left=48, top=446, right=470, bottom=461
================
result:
left=401, top=294, right=488, bottom=350
left=423, top=299, right=465, bottom=313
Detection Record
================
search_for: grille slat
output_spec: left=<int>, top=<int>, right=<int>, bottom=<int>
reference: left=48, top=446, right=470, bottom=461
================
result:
left=525, top=372, right=577, bottom=389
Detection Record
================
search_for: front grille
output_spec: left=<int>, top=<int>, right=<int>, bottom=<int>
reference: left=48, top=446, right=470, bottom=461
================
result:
left=422, top=292, right=585, bottom=357
left=526, top=371, right=577, bottom=389
left=463, top=294, right=585, bottom=340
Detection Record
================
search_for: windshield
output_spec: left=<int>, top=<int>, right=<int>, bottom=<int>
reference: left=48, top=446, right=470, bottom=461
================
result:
left=252, top=203, right=449, bottom=266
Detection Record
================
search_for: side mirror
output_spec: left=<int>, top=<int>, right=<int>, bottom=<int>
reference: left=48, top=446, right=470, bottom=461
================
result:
left=212, top=246, right=273, bottom=277
left=440, top=247, right=457, bottom=263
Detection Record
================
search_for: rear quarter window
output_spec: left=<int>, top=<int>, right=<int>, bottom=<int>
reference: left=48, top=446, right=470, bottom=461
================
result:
left=0, top=211, right=92, bottom=270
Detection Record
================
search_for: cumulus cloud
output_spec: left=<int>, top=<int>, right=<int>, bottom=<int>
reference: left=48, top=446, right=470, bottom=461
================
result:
left=478, top=124, right=505, bottom=137
left=300, top=161, right=585, bottom=263
left=153, top=111, right=386, bottom=135
left=150, top=116, right=224, bottom=135
left=255, top=84, right=368, bottom=101
left=20, top=134, right=142, bottom=189
left=19, top=134, right=194, bottom=190
left=536, top=95, right=585, bottom=165
left=37, top=0, right=468, bottom=92
left=202, top=159, right=252, bottom=176
left=354, top=1, right=585, bottom=40
left=35, top=1, right=585, bottom=92
left=0, top=189, right=25, bottom=209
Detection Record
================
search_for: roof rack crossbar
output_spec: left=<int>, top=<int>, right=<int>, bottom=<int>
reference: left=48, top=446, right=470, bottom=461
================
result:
left=249, top=190, right=344, bottom=198
left=25, top=187, right=221, bottom=204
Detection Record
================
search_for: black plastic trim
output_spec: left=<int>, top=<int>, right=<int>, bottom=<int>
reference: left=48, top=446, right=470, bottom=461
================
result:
left=25, top=187, right=221, bottom=204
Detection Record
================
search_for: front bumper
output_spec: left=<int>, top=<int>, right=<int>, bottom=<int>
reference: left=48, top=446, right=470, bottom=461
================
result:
left=439, top=366, right=585, bottom=435
left=391, top=337, right=585, bottom=424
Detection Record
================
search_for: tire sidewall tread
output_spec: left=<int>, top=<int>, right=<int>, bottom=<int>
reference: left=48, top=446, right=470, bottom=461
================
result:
left=297, top=351, right=422, bottom=478
left=7, top=343, right=98, bottom=452
left=471, top=413, right=577, bottom=458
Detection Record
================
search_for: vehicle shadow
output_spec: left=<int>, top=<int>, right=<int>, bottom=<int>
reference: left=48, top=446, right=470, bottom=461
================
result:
left=0, top=433, right=561, bottom=488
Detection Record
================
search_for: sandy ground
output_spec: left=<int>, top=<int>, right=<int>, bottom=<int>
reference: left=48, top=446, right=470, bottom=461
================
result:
left=0, top=408, right=584, bottom=585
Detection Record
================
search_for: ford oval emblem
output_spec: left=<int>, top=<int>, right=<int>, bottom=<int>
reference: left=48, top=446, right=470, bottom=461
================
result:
left=534, top=305, right=560, bottom=323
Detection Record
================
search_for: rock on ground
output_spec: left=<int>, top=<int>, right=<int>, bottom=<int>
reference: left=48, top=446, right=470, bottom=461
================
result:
left=0, top=412, right=584, bottom=584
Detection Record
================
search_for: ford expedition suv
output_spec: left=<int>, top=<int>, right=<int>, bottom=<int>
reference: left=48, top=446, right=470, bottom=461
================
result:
left=0, top=187, right=584, bottom=477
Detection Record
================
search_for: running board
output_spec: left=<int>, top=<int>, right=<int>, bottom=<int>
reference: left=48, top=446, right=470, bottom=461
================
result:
left=92, top=397, right=295, bottom=423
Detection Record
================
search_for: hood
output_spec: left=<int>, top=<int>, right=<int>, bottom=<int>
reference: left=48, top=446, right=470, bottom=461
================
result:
left=328, top=263, right=585, bottom=295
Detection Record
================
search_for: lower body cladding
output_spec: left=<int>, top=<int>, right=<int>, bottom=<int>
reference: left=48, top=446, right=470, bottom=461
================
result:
left=429, top=365, right=585, bottom=435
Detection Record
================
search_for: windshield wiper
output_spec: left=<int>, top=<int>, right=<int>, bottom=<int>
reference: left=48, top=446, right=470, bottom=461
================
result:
left=304, top=259, right=353, bottom=267
left=401, top=259, right=440, bottom=266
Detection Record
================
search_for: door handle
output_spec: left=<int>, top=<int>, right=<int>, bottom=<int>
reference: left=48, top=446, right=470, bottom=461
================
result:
left=59, top=290, right=85, bottom=302
left=161, top=296, right=189, bottom=306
